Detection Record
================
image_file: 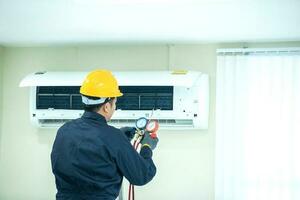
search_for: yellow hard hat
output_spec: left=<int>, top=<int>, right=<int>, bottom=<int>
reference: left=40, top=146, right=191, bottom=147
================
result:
left=80, top=69, right=123, bottom=98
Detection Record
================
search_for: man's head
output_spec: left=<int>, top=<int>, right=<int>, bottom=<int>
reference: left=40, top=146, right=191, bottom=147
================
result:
left=80, top=70, right=122, bottom=121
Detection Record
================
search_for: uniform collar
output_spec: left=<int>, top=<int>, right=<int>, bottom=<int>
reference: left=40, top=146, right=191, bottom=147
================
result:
left=82, top=111, right=107, bottom=124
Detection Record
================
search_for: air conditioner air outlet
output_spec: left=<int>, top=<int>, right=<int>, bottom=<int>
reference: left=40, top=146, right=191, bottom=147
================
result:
left=38, top=119, right=194, bottom=129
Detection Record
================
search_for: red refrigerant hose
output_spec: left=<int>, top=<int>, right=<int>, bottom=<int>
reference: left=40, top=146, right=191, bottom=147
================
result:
left=128, top=138, right=141, bottom=200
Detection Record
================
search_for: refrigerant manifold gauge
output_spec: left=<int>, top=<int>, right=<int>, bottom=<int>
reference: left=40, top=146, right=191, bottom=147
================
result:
left=135, top=117, right=148, bottom=130
left=146, top=120, right=159, bottom=133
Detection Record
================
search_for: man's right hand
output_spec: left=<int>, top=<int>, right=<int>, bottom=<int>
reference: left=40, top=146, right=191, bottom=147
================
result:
left=140, top=131, right=159, bottom=150
left=120, top=126, right=136, bottom=141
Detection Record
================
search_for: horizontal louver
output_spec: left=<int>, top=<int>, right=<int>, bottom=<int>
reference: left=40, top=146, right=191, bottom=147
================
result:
left=38, top=119, right=192, bottom=127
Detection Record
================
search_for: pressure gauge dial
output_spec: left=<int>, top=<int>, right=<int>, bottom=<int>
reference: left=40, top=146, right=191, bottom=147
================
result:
left=135, top=117, right=148, bottom=130
left=146, top=120, right=159, bottom=133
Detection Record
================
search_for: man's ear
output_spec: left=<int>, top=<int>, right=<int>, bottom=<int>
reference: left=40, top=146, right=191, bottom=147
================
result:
left=102, top=102, right=110, bottom=113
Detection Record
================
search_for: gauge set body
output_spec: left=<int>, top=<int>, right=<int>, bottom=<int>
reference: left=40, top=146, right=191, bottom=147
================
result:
left=135, top=117, right=159, bottom=138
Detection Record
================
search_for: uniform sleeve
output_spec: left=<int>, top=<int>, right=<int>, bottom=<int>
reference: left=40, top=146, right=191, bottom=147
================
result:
left=113, top=132, right=157, bottom=186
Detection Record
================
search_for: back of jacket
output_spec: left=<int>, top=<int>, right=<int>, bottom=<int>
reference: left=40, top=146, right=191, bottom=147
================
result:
left=51, top=111, right=156, bottom=200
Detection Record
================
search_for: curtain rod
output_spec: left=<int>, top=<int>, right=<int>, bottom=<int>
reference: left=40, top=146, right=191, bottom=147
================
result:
left=217, top=47, right=300, bottom=55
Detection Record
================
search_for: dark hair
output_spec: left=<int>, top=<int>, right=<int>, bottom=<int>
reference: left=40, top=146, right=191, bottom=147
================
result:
left=82, top=95, right=115, bottom=112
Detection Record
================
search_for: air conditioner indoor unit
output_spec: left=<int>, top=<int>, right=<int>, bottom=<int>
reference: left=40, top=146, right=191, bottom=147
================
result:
left=19, top=70, right=209, bottom=130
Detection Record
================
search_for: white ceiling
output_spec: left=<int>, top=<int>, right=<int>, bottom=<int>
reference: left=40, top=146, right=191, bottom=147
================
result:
left=0, top=0, right=299, bottom=46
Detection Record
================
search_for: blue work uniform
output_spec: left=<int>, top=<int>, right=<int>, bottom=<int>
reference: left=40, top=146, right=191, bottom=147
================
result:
left=51, top=111, right=156, bottom=200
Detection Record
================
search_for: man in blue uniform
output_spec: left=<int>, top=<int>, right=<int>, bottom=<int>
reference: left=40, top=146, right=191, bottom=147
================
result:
left=51, top=70, right=159, bottom=200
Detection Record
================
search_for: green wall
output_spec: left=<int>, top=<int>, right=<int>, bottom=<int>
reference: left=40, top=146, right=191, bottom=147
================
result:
left=0, top=46, right=4, bottom=158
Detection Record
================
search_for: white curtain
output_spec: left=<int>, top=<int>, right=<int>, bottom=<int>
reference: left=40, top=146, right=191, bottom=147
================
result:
left=215, top=52, right=300, bottom=200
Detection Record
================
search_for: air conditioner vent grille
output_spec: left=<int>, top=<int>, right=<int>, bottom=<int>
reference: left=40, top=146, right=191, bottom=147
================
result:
left=117, top=86, right=173, bottom=110
left=37, top=86, right=83, bottom=110
left=36, top=86, right=174, bottom=111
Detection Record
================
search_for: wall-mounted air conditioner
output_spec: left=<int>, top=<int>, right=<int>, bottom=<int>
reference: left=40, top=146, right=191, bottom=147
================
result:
left=20, top=71, right=209, bottom=129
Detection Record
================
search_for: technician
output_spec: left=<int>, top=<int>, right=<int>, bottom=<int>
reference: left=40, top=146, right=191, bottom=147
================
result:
left=51, top=69, right=159, bottom=200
